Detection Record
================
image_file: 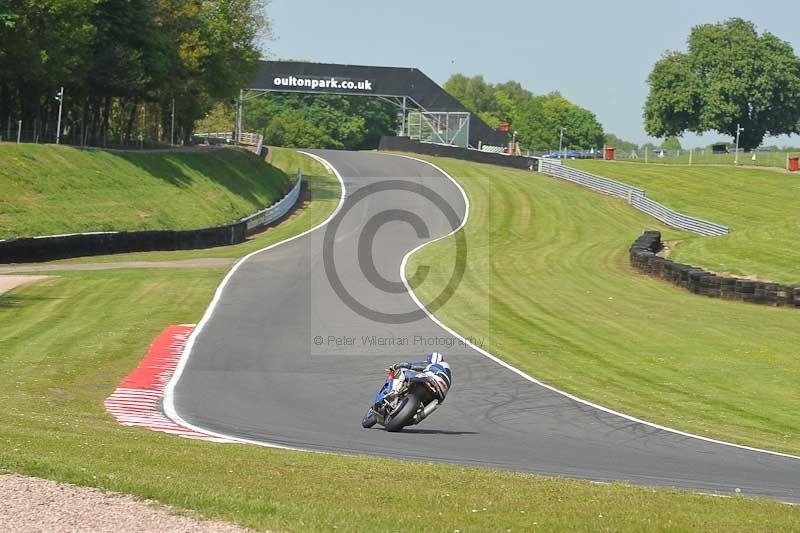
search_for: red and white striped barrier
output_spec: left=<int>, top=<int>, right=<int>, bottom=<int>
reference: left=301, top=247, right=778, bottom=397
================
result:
left=104, top=325, right=234, bottom=442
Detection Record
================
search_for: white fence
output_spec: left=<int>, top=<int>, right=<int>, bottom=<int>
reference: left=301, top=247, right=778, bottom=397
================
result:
left=240, top=169, right=302, bottom=232
left=538, top=159, right=729, bottom=237
left=194, top=131, right=264, bottom=155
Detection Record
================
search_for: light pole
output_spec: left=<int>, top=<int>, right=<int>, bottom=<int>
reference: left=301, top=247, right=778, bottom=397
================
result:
left=512, top=130, right=517, bottom=155
left=734, top=123, right=744, bottom=165
left=236, top=89, right=244, bottom=145
left=559, top=127, right=566, bottom=159
left=170, top=97, right=175, bottom=146
left=55, top=87, right=64, bottom=145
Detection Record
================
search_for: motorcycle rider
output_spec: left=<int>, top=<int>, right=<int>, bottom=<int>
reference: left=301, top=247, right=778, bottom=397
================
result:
left=362, top=352, right=453, bottom=430
left=389, top=351, right=452, bottom=403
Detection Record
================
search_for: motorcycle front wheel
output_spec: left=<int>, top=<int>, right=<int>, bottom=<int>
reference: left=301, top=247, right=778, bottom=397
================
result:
left=385, top=394, right=421, bottom=432
left=362, top=407, right=377, bottom=428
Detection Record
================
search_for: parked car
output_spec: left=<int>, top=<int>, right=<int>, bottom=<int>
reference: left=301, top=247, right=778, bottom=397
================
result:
left=543, top=149, right=581, bottom=159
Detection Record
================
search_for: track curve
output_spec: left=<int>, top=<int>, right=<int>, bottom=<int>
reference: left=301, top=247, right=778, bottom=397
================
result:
left=168, top=150, right=800, bottom=501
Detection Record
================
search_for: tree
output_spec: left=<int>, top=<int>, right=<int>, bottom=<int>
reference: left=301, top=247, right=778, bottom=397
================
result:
left=0, top=0, right=269, bottom=145
left=660, top=136, right=682, bottom=151
left=514, top=93, right=605, bottom=151
left=604, top=133, right=639, bottom=153
left=243, top=93, right=396, bottom=150
left=443, top=74, right=533, bottom=129
left=644, top=18, right=800, bottom=150
left=443, top=74, right=500, bottom=126
left=443, top=74, right=603, bottom=151
left=0, top=0, right=16, bottom=27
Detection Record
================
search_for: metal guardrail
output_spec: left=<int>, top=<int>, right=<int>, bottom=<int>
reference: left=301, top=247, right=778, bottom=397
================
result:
left=194, top=131, right=263, bottom=151
left=539, top=159, right=730, bottom=236
left=240, top=169, right=302, bottom=232
left=254, top=134, right=264, bottom=156
left=629, top=194, right=728, bottom=237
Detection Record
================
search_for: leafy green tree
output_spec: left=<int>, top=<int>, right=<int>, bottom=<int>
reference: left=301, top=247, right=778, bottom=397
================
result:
left=660, top=136, right=682, bottom=151
left=0, top=0, right=16, bottom=27
left=645, top=18, right=800, bottom=150
left=641, top=142, right=659, bottom=153
left=604, top=133, right=639, bottom=153
left=243, top=93, right=396, bottom=150
left=0, top=0, right=96, bottom=136
left=443, top=74, right=499, bottom=126
left=443, top=74, right=602, bottom=151
left=514, top=93, right=604, bottom=151
left=195, top=102, right=235, bottom=133
left=261, top=111, right=334, bottom=149
left=0, top=0, right=269, bottom=145
left=443, top=74, right=533, bottom=129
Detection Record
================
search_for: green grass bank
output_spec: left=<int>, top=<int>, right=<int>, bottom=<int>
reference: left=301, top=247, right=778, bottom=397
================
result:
left=0, top=144, right=291, bottom=239
left=569, top=160, right=800, bottom=284
left=408, top=156, right=800, bottom=456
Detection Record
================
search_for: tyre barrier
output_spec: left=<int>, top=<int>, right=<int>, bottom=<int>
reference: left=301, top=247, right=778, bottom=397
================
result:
left=630, top=231, right=800, bottom=308
left=0, top=224, right=248, bottom=264
left=0, top=174, right=303, bottom=264
left=378, top=136, right=537, bottom=171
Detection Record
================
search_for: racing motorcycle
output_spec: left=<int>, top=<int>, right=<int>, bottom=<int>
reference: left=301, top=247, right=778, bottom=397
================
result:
left=361, top=366, right=444, bottom=432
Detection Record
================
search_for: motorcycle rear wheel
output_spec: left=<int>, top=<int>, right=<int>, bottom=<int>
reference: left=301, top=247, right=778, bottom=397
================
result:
left=385, top=394, right=421, bottom=432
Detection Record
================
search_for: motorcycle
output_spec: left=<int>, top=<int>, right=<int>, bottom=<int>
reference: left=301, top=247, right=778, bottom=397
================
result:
left=361, top=366, right=444, bottom=432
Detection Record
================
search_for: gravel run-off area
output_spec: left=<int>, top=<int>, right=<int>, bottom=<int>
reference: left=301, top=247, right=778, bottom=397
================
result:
left=0, top=275, right=51, bottom=295
left=0, top=474, right=250, bottom=532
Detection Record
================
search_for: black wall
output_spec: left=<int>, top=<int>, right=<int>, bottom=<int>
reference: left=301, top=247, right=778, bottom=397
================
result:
left=630, top=231, right=800, bottom=308
left=379, top=136, right=536, bottom=171
left=251, top=61, right=508, bottom=148
left=0, top=223, right=246, bottom=264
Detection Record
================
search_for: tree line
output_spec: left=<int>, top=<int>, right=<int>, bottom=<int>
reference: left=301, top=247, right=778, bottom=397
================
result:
left=194, top=72, right=611, bottom=153
left=443, top=74, right=605, bottom=152
left=0, top=0, right=268, bottom=146
left=194, top=93, right=398, bottom=151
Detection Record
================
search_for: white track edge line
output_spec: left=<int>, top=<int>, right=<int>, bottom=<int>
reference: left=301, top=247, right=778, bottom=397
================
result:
left=393, top=153, right=800, bottom=462
left=161, top=150, right=346, bottom=450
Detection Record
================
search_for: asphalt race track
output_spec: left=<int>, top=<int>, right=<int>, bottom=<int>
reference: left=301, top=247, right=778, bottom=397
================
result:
left=170, top=150, right=800, bottom=502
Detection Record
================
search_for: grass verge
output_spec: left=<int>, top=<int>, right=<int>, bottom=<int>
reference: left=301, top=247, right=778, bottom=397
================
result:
left=568, top=160, right=800, bottom=284
left=1, top=268, right=798, bottom=531
left=11, top=147, right=341, bottom=265
left=0, top=144, right=290, bottom=239
left=407, top=156, right=800, bottom=456
left=606, top=149, right=797, bottom=169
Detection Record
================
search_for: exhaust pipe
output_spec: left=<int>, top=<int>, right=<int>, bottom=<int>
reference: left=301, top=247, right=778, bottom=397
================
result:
left=413, top=400, right=439, bottom=424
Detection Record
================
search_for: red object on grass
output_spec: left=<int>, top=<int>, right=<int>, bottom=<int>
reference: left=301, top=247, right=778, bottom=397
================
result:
left=104, top=324, right=234, bottom=442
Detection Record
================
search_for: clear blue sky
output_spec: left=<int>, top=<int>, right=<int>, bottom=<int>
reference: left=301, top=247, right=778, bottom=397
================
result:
left=266, top=0, right=800, bottom=148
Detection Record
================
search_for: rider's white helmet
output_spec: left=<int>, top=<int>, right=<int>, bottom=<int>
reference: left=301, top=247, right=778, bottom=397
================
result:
left=426, top=352, right=444, bottom=364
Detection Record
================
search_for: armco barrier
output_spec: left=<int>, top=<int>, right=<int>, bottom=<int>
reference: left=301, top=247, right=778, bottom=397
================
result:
left=539, top=160, right=729, bottom=237
left=241, top=170, right=303, bottom=235
left=194, top=131, right=264, bottom=155
left=379, top=136, right=537, bottom=171
left=0, top=171, right=303, bottom=264
left=629, top=231, right=799, bottom=308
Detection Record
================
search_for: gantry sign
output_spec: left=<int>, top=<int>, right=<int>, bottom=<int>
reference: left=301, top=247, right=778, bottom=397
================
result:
left=243, top=61, right=507, bottom=148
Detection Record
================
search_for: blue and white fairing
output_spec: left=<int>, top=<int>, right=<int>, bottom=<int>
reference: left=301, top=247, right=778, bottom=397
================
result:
left=373, top=370, right=397, bottom=405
